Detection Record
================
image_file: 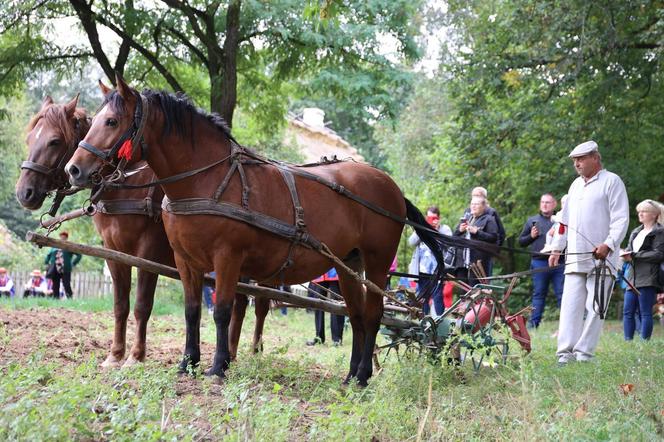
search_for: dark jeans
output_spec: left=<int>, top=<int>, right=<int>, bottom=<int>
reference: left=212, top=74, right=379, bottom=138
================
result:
left=311, top=281, right=344, bottom=343
left=51, top=271, right=73, bottom=298
left=420, top=281, right=444, bottom=316
left=529, top=258, right=564, bottom=327
left=624, top=286, right=657, bottom=340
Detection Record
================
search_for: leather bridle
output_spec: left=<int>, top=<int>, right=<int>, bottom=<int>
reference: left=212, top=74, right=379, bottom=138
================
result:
left=21, top=118, right=84, bottom=192
left=78, top=92, right=149, bottom=179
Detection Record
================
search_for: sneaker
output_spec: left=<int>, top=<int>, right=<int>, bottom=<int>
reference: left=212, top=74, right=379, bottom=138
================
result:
left=557, top=355, right=575, bottom=366
left=208, top=307, right=214, bottom=315
left=306, top=337, right=322, bottom=346
left=332, top=341, right=341, bottom=347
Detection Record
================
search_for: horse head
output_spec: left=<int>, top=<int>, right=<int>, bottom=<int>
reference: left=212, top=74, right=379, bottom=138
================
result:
left=67, top=74, right=147, bottom=188
left=16, top=94, right=87, bottom=209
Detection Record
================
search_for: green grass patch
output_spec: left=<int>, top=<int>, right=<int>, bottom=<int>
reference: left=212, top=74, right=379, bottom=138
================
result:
left=0, top=305, right=663, bottom=441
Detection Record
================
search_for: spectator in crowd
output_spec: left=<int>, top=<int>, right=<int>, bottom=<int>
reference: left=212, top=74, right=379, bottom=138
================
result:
left=518, top=193, right=564, bottom=329
left=0, top=267, right=15, bottom=298
left=620, top=199, right=664, bottom=341
left=202, top=271, right=216, bottom=314
left=549, top=141, right=629, bottom=365
left=453, top=195, right=499, bottom=286
left=306, top=269, right=345, bottom=346
left=408, top=205, right=452, bottom=315
left=44, top=231, right=81, bottom=299
left=23, top=269, right=50, bottom=297
left=464, top=187, right=506, bottom=247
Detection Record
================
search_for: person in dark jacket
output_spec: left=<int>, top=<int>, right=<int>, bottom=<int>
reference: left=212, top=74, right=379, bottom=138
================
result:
left=453, top=195, right=498, bottom=286
left=44, top=231, right=81, bottom=299
left=620, top=199, right=664, bottom=340
left=518, top=193, right=564, bottom=328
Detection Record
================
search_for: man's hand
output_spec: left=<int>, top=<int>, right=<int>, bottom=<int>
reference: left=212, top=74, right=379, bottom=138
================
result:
left=593, top=243, right=611, bottom=260
left=548, top=251, right=561, bottom=267
left=468, top=225, right=479, bottom=234
left=530, top=226, right=539, bottom=239
left=459, top=222, right=468, bottom=233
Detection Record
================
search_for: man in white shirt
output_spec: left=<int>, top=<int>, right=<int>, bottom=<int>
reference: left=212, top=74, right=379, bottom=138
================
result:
left=549, top=140, right=629, bottom=365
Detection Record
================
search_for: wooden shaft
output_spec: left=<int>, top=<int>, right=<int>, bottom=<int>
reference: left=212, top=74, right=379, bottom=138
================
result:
left=25, top=231, right=416, bottom=329
left=40, top=206, right=93, bottom=229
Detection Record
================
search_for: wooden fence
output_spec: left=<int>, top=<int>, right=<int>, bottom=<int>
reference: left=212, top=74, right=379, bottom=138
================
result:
left=11, top=269, right=113, bottom=298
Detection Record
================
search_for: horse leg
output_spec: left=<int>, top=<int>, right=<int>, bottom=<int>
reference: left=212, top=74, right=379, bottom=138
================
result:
left=207, top=259, right=242, bottom=378
left=228, top=293, right=249, bottom=361
left=356, top=260, right=389, bottom=386
left=336, top=251, right=366, bottom=385
left=175, top=254, right=204, bottom=374
left=101, top=260, right=132, bottom=368
left=123, top=268, right=158, bottom=367
left=252, top=296, right=270, bottom=353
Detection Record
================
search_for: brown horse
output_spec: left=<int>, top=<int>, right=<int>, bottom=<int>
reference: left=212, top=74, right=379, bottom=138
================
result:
left=16, top=94, right=269, bottom=367
left=66, top=76, right=447, bottom=386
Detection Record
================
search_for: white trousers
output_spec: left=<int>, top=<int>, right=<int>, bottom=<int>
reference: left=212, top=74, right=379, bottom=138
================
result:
left=556, top=272, right=613, bottom=362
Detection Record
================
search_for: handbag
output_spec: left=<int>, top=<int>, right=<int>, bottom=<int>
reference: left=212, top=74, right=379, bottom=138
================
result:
left=658, top=261, right=664, bottom=288
left=46, top=264, right=57, bottom=279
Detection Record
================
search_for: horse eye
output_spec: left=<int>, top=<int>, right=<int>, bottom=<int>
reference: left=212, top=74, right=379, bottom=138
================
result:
left=48, top=139, right=60, bottom=147
left=106, top=118, right=118, bottom=127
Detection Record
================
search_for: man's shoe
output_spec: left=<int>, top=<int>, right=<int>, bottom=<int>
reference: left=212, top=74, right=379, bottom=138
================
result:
left=306, top=337, right=322, bottom=346
left=332, top=341, right=341, bottom=347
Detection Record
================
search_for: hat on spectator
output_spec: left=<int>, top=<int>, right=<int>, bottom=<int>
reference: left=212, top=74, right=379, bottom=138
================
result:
left=0, top=267, right=6, bottom=273
left=31, top=269, right=41, bottom=277
left=569, top=140, right=598, bottom=158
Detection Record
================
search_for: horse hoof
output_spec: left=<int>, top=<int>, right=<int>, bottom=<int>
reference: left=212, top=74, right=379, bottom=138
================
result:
left=121, top=356, right=142, bottom=369
left=101, top=356, right=123, bottom=368
left=204, top=367, right=226, bottom=379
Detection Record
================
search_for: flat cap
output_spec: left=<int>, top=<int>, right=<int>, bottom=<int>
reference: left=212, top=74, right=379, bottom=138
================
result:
left=569, top=140, right=598, bottom=158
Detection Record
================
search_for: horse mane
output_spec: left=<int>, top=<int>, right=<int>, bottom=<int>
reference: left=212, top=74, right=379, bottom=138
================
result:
left=103, top=88, right=235, bottom=143
left=26, top=104, right=90, bottom=147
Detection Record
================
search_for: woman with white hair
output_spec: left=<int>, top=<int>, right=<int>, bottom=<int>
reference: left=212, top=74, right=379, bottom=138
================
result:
left=620, top=199, right=664, bottom=340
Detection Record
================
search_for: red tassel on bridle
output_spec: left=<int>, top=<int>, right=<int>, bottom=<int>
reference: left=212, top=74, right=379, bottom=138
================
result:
left=117, top=139, right=133, bottom=161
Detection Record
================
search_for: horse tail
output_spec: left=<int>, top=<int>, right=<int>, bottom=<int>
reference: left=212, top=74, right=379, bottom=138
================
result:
left=404, top=198, right=447, bottom=300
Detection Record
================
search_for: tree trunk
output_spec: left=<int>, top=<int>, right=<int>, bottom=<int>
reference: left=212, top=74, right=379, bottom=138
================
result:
left=216, top=0, right=241, bottom=126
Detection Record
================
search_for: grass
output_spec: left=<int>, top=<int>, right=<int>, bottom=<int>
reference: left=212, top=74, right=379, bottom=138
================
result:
left=0, top=299, right=663, bottom=441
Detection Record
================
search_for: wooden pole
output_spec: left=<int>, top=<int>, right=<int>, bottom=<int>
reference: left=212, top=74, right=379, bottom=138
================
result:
left=26, top=231, right=416, bottom=329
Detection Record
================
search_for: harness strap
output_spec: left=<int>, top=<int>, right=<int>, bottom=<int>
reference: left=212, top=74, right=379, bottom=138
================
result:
left=214, top=160, right=239, bottom=200
left=237, top=161, right=250, bottom=209
left=258, top=168, right=307, bottom=284
left=162, top=197, right=323, bottom=251
left=20, top=161, right=54, bottom=175
left=96, top=198, right=162, bottom=218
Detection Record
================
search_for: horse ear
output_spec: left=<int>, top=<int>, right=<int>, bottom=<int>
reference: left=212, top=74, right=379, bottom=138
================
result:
left=64, top=93, right=80, bottom=117
left=40, top=95, right=53, bottom=110
left=115, top=72, right=132, bottom=100
left=98, top=80, right=112, bottom=96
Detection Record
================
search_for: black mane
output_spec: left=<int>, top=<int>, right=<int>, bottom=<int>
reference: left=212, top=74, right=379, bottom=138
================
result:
left=102, top=88, right=234, bottom=142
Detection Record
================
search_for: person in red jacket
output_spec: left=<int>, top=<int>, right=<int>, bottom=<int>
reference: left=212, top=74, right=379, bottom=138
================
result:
left=306, top=269, right=345, bottom=346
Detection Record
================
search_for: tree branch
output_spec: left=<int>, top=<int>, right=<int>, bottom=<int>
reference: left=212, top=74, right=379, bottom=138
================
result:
left=163, top=24, right=209, bottom=67
left=69, top=0, right=115, bottom=83
left=93, top=12, right=184, bottom=91
left=160, top=0, right=207, bottom=44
